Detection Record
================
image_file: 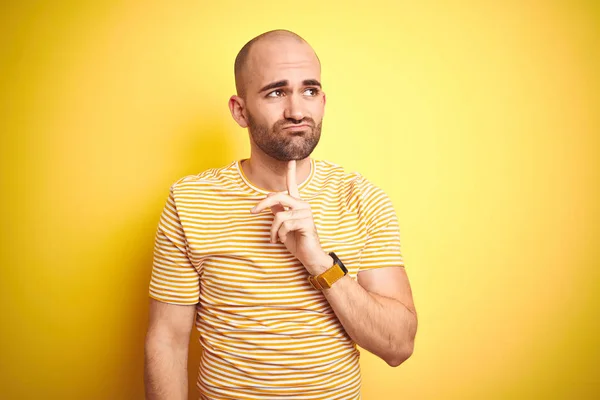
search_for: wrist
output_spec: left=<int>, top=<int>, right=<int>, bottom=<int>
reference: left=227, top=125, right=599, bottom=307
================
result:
left=305, top=252, right=333, bottom=275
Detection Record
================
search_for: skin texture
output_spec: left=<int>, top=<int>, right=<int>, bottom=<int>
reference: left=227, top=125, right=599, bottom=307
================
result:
left=144, top=30, right=418, bottom=400
left=144, top=300, right=195, bottom=400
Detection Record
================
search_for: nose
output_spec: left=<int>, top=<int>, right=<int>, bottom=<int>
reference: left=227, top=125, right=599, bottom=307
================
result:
left=283, top=93, right=306, bottom=122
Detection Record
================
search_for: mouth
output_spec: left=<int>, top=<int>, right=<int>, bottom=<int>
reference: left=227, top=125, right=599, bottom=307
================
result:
left=282, top=124, right=311, bottom=131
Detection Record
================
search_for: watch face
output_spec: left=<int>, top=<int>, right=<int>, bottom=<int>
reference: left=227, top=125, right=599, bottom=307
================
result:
left=330, top=252, right=348, bottom=274
left=338, top=261, right=348, bottom=274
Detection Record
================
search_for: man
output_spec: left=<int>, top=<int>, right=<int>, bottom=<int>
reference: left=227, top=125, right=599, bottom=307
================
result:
left=144, top=29, right=417, bottom=400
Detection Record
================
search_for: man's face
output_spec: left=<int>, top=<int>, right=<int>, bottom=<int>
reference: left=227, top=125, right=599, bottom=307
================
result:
left=242, top=40, right=325, bottom=161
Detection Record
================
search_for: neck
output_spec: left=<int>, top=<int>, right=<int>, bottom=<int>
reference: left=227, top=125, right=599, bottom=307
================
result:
left=241, top=150, right=312, bottom=193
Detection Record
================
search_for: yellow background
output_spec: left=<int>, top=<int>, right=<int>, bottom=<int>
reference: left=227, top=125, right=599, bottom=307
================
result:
left=1, top=1, right=598, bottom=399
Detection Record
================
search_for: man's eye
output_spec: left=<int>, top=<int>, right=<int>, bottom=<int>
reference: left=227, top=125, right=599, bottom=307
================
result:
left=304, top=88, right=319, bottom=96
left=267, top=90, right=284, bottom=98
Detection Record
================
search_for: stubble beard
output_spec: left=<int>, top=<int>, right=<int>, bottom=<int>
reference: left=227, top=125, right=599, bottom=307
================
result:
left=247, top=112, right=322, bottom=162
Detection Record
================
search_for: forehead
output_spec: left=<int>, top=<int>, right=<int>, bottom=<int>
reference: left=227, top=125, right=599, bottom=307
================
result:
left=247, top=40, right=321, bottom=89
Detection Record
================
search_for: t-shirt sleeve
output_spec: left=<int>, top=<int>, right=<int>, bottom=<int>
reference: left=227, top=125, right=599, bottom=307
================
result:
left=148, top=183, right=200, bottom=305
left=358, top=180, right=406, bottom=271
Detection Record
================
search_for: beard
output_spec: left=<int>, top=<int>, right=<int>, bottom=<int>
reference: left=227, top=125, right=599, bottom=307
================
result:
left=247, top=112, right=322, bottom=161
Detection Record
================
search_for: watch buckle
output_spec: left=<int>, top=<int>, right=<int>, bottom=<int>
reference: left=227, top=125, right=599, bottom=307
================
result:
left=308, top=275, right=323, bottom=290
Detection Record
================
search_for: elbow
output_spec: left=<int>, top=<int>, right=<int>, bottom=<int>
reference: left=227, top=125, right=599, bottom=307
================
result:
left=386, top=340, right=415, bottom=367
left=387, top=311, right=418, bottom=367
left=145, top=327, right=190, bottom=356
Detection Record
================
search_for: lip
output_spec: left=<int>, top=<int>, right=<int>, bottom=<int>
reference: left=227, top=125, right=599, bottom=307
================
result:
left=282, top=125, right=311, bottom=130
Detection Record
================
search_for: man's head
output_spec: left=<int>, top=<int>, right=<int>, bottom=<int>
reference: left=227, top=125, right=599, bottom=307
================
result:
left=228, top=30, right=326, bottom=161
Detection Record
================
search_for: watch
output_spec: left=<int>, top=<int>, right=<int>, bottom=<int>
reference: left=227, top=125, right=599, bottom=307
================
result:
left=308, top=252, right=348, bottom=290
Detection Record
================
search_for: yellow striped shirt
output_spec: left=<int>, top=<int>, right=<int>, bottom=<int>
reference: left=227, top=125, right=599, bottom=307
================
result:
left=149, top=158, right=405, bottom=399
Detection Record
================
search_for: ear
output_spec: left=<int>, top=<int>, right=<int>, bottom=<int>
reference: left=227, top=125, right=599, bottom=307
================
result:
left=228, top=95, right=248, bottom=128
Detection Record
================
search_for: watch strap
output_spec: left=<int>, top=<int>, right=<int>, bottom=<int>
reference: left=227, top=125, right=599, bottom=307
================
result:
left=308, top=252, right=348, bottom=290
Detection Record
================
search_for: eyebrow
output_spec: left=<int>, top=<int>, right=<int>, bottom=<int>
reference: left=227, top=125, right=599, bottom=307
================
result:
left=258, top=79, right=322, bottom=93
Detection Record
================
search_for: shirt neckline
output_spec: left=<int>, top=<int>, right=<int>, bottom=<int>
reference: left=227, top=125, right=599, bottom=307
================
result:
left=235, top=158, right=316, bottom=195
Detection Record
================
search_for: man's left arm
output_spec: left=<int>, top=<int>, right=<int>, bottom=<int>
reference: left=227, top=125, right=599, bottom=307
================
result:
left=312, top=254, right=417, bottom=367
left=251, top=161, right=417, bottom=366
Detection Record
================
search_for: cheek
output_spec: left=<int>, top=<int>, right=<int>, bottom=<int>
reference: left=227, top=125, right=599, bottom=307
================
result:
left=310, top=101, right=325, bottom=120
left=251, top=104, right=280, bottom=126
left=262, top=104, right=285, bottom=124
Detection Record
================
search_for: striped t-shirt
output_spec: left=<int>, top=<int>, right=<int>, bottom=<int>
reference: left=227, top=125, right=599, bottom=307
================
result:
left=149, top=157, right=405, bottom=400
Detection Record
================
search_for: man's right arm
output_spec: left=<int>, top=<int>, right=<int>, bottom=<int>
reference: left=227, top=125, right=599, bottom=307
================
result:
left=144, top=298, right=196, bottom=400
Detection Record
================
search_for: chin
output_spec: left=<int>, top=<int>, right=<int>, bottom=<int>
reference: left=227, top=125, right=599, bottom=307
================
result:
left=288, top=153, right=312, bottom=161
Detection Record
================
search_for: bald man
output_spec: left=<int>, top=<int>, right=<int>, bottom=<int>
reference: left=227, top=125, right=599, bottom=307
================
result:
left=144, top=29, right=417, bottom=400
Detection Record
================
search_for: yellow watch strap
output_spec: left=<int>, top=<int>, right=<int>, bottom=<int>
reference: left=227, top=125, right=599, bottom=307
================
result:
left=308, top=260, right=345, bottom=290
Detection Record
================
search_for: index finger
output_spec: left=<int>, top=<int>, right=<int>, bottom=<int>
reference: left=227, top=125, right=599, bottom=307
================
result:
left=287, top=160, right=301, bottom=199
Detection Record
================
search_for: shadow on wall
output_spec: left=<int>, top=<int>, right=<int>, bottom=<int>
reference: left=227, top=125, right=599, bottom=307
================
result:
left=123, top=120, right=237, bottom=399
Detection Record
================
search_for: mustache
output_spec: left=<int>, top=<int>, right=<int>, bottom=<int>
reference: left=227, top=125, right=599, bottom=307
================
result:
left=274, top=118, right=316, bottom=130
